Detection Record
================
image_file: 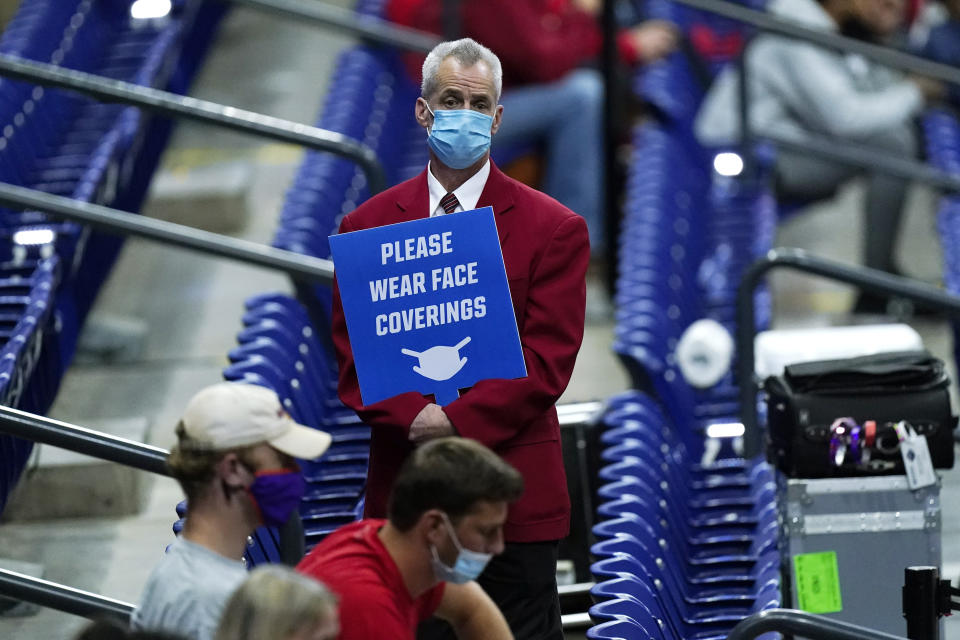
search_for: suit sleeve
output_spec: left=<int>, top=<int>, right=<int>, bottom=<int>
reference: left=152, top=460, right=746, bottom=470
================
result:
left=332, top=214, right=431, bottom=434
left=443, top=214, right=589, bottom=448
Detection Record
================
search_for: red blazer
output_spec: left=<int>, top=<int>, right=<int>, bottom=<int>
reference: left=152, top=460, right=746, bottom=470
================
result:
left=331, top=162, right=589, bottom=543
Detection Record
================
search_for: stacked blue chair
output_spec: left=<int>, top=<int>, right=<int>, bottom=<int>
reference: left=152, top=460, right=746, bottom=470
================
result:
left=923, top=108, right=960, bottom=369
left=0, top=0, right=224, bottom=354
left=225, top=293, right=369, bottom=558
left=615, top=20, right=777, bottom=440
left=613, top=121, right=774, bottom=436
left=0, top=254, right=62, bottom=514
left=588, top=392, right=781, bottom=639
left=603, top=25, right=781, bottom=634
left=0, top=0, right=225, bottom=516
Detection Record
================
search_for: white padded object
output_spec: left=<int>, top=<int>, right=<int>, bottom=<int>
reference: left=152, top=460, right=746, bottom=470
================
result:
left=755, top=323, right=924, bottom=379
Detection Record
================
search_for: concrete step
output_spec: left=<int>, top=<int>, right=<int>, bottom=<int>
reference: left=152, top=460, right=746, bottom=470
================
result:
left=142, top=160, right=253, bottom=234
left=2, top=416, right=153, bottom=521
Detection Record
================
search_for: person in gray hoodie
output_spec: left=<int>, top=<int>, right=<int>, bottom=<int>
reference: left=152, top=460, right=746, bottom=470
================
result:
left=695, top=0, right=943, bottom=312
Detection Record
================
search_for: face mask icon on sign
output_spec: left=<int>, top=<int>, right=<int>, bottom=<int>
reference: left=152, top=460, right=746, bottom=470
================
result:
left=401, top=337, right=471, bottom=381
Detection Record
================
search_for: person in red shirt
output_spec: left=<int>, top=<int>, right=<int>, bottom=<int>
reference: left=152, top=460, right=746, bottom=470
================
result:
left=297, top=438, right=522, bottom=640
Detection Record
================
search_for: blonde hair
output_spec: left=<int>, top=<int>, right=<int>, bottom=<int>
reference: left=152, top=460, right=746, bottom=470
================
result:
left=214, top=566, right=337, bottom=640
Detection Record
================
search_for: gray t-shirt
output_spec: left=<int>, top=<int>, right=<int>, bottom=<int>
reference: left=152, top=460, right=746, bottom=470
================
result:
left=131, top=537, right=248, bottom=640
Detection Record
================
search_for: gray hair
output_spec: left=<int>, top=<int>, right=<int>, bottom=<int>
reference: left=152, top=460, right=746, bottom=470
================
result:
left=421, top=38, right=502, bottom=101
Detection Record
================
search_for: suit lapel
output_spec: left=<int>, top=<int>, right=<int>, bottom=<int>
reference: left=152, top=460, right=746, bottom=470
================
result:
left=394, top=169, right=431, bottom=222
left=477, top=161, right=516, bottom=249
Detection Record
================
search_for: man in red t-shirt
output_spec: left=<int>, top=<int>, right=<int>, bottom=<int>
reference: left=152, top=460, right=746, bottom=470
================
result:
left=297, top=438, right=522, bottom=639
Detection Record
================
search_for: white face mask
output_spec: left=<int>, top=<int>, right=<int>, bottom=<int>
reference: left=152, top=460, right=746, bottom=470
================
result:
left=429, top=512, right=494, bottom=584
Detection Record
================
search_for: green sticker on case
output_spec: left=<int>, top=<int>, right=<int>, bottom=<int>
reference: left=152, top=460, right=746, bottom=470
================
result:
left=793, top=551, right=843, bottom=614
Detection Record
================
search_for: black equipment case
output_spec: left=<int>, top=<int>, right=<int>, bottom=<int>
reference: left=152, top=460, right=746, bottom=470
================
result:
left=764, top=350, right=956, bottom=478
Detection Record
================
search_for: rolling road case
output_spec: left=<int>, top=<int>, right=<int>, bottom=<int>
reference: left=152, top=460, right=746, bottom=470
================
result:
left=778, top=475, right=942, bottom=636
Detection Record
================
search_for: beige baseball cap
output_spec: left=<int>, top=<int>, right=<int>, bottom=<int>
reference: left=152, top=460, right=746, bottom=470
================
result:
left=180, top=382, right=332, bottom=460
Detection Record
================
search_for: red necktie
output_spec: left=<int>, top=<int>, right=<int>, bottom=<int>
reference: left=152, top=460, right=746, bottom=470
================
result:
left=440, top=192, right=460, bottom=214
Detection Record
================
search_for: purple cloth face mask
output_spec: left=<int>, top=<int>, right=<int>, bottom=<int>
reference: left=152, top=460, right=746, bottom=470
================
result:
left=248, top=469, right=306, bottom=527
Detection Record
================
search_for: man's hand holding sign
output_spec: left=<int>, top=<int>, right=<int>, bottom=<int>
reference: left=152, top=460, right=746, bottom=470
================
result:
left=329, top=38, right=589, bottom=640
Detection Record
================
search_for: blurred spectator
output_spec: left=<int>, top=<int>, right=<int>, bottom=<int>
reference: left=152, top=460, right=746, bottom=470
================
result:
left=297, top=438, right=523, bottom=640
left=389, top=0, right=679, bottom=257
left=132, top=383, right=332, bottom=640
left=916, top=0, right=960, bottom=106
left=214, top=565, right=338, bottom=640
left=74, top=619, right=185, bottom=640
left=696, top=0, right=942, bottom=312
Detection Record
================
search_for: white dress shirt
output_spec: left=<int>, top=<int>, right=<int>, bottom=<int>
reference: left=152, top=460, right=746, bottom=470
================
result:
left=426, top=160, right=491, bottom=217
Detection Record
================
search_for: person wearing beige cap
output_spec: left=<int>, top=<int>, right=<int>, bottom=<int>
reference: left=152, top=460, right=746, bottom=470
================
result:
left=131, top=382, right=332, bottom=640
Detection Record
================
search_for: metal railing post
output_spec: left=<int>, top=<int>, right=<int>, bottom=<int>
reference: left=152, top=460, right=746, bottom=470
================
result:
left=904, top=567, right=942, bottom=640
left=0, top=406, right=170, bottom=475
left=0, top=570, right=134, bottom=623
left=602, top=0, right=620, bottom=292
left=0, top=54, right=387, bottom=194
left=736, top=248, right=960, bottom=458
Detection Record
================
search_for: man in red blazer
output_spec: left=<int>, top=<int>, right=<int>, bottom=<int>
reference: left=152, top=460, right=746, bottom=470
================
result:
left=331, top=37, right=589, bottom=640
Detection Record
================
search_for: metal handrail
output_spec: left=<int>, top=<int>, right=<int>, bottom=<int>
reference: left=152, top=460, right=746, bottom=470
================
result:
left=767, top=132, right=960, bottom=194
left=0, top=569, right=134, bottom=623
left=736, top=248, right=960, bottom=458
left=0, top=400, right=597, bottom=474
left=224, top=0, right=441, bottom=53
left=0, top=405, right=169, bottom=476
left=727, top=609, right=908, bottom=640
left=670, top=0, right=960, bottom=87
left=0, top=54, right=387, bottom=194
left=0, top=182, right=335, bottom=285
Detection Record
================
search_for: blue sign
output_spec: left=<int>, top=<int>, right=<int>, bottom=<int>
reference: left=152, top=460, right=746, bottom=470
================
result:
left=330, top=207, right=526, bottom=405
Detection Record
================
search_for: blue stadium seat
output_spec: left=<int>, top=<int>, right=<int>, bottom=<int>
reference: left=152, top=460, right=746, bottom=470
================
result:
left=0, top=0, right=225, bottom=521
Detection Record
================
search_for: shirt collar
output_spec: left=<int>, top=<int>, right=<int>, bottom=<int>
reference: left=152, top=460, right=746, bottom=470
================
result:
left=426, top=159, right=491, bottom=216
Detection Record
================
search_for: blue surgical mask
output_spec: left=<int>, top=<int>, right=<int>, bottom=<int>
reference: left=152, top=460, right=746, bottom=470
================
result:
left=430, top=512, right=494, bottom=584
left=424, top=103, right=493, bottom=170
